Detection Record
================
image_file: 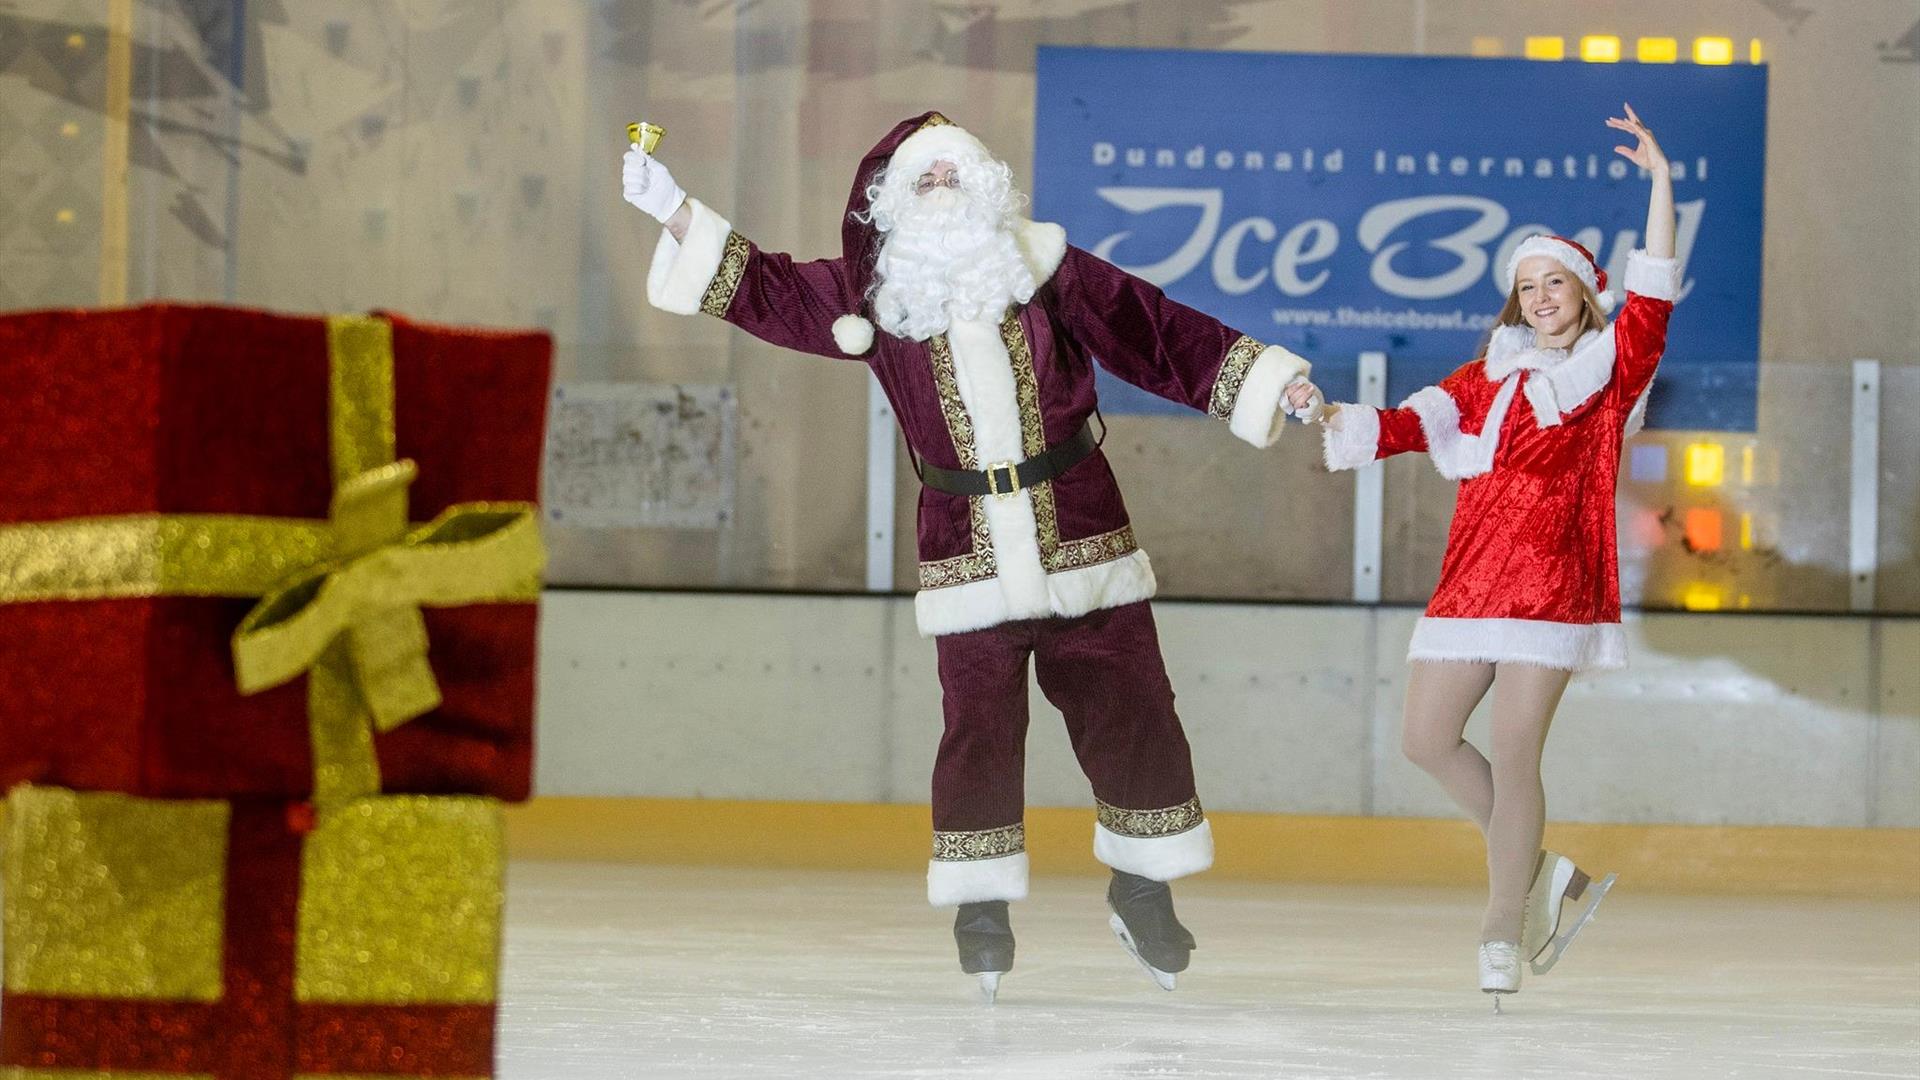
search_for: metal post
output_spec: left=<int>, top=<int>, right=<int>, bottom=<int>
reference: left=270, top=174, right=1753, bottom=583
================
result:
left=866, top=373, right=897, bottom=592
left=1352, top=352, right=1387, bottom=603
left=99, top=0, right=134, bottom=305
left=1849, top=359, right=1880, bottom=612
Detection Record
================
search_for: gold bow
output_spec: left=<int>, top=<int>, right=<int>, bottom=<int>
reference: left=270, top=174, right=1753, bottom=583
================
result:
left=0, top=314, right=545, bottom=803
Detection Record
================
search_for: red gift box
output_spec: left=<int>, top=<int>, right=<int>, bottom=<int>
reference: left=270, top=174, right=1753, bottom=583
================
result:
left=0, top=304, right=551, bottom=801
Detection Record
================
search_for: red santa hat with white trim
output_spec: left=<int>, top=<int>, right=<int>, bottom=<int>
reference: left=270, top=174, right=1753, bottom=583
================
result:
left=829, top=111, right=990, bottom=355
left=1501, top=235, right=1616, bottom=315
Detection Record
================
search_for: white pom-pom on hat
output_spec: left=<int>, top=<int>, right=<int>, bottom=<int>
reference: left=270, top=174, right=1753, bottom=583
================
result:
left=832, top=314, right=875, bottom=355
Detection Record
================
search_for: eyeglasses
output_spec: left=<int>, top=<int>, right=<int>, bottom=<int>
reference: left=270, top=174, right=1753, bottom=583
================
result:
left=913, top=171, right=962, bottom=195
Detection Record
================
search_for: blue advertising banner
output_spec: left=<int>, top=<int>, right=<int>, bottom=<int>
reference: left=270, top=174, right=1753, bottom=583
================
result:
left=1033, top=47, right=1766, bottom=430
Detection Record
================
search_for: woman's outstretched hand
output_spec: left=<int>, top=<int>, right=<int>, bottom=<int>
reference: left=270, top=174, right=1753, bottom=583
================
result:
left=1607, top=102, right=1668, bottom=175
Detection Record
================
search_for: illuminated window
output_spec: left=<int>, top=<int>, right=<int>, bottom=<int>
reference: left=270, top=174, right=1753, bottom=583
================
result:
left=1636, top=37, right=1679, bottom=63
left=1694, top=37, right=1735, bottom=64
left=1685, top=442, right=1725, bottom=487
left=1749, top=38, right=1764, bottom=63
left=1684, top=508, right=1723, bottom=553
left=1683, top=583, right=1723, bottom=611
left=1739, top=513, right=1755, bottom=550
left=1580, top=35, right=1621, bottom=62
left=1740, top=444, right=1755, bottom=485
left=1524, top=36, right=1566, bottom=60
left=55, top=208, right=76, bottom=224
left=1629, top=444, right=1667, bottom=483
left=1471, top=36, right=1503, bottom=57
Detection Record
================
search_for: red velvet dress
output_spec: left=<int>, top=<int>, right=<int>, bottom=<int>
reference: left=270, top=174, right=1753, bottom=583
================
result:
left=1323, top=250, right=1681, bottom=671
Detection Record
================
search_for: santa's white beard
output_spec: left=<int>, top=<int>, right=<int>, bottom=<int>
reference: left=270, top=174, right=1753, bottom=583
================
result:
left=870, top=189, right=1035, bottom=341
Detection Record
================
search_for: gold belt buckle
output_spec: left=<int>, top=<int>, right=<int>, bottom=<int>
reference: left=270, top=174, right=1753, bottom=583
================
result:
left=984, top=461, right=1020, bottom=499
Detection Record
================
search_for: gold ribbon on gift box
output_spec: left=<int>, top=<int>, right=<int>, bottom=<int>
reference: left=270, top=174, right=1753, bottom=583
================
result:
left=0, top=315, right=544, bottom=803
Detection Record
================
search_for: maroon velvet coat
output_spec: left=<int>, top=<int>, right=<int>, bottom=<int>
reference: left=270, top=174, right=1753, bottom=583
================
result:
left=645, top=114, right=1305, bottom=635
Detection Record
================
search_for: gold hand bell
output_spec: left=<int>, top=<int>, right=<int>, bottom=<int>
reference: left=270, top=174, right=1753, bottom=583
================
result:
left=627, top=121, right=665, bottom=154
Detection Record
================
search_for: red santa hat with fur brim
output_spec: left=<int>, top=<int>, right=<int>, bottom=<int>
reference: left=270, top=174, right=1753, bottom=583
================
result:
left=1501, top=234, right=1617, bottom=315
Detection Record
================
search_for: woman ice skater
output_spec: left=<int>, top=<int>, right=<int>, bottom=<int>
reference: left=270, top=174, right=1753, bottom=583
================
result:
left=1293, top=103, right=1681, bottom=1007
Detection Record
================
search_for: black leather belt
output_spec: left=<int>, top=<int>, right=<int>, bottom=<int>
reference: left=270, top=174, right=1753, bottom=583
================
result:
left=918, top=420, right=1100, bottom=498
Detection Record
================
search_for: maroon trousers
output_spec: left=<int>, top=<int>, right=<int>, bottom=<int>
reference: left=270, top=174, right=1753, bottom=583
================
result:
left=931, top=601, right=1198, bottom=834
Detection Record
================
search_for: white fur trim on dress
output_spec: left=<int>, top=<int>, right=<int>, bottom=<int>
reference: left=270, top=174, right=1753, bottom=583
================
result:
left=1513, top=328, right=1614, bottom=429
left=1094, top=819, right=1214, bottom=881
left=1321, top=403, right=1381, bottom=471
left=915, top=548, right=1156, bottom=637
left=928, top=851, right=1029, bottom=906
left=646, top=198, right=732, bottom=315
left=1622, top=249, right=1682, bottom=302
left=1409, top=617, right=1626, bottom=672
left=1227, top=345, right=1312, bottom=448
left=1015, top=220, right=1068, bottom=287
left=1405, top=376, right=1519, bottom=481
left=832, top=314, right=875, bottom=355
left=890, top=123, right=995, bottom=181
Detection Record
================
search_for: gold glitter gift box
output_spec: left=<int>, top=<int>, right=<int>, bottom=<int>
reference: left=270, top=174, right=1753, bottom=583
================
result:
left=1, top=786, right=504, bottom=1079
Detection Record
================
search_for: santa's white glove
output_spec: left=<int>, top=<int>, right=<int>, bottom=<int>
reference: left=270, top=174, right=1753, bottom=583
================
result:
left=1282, top=377, right=1325, bottom=424
left=622, top=146, right=686, bottom=224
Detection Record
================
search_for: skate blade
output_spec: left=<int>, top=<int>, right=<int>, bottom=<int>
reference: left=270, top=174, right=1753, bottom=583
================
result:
left=1486, top=990, right=1512, bottom=1015
left=1530, top=872, right=1616, bottom=975
left=1108, top=913, right=1177, bottom=991
left=977, top=971, right=1002, bottom=1004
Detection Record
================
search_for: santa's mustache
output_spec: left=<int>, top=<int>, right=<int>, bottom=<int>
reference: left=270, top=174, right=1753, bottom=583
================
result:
left=887, top=188, right=1009, bottom=242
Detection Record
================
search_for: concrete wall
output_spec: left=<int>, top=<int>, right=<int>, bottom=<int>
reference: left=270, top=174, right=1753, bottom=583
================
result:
left=535, top=590, right=1920, bottom=828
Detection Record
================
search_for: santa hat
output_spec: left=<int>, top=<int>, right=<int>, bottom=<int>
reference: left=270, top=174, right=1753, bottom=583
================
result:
left=1502, top=235, right=1616, bottom=315
left=828, top=111, right=988, bottom=356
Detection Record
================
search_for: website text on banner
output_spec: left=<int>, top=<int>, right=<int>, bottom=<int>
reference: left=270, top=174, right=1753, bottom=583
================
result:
left=1033, top=47, right=1766, bottom=431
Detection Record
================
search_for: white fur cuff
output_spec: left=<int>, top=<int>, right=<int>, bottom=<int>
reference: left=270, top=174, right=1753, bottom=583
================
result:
left=1623, top=249, right=1683, bottom=302
left=1321, top=404, right=1381, bottom=471
left=1228, top=345, right=1312, bottom=448
left=646, top=198, right=732, bottom=315
left=1094, top=820, right=1214, bottom=881
left=928, top=851, right=1030, bottom=907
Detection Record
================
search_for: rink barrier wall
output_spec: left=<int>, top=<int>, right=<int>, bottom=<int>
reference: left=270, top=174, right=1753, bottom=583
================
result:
left=496, top=798, right=1920, bottom=899
left=533, top=591, right=1920, bottom=834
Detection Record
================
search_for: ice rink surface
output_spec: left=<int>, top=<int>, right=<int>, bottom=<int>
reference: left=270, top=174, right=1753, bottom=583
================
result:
left=497, top=863, right=1920, bottom=1079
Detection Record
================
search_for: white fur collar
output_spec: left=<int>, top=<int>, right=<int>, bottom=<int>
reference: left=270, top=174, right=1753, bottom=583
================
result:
left=1016, top=219, right=1068, bottom=287
left=1484, top=322, right=1625, bottom=430
left=1482, top=324, right=1604, bottom=382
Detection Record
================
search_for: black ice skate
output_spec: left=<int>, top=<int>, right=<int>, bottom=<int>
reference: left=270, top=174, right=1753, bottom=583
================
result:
left=1106, top=869, right=1195, bottom=991
left=954, top=900, right=1014, bottom=1003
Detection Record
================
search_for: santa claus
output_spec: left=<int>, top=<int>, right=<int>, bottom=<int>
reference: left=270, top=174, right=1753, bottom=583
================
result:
left=623, top=112, right=1315, bottom=1000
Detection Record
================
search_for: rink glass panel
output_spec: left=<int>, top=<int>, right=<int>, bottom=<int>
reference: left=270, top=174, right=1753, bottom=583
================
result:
left=2, top=0, right=1914, bottom=614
